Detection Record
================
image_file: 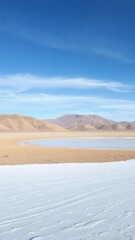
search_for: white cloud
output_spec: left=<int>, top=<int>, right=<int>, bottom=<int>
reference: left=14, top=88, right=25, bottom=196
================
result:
left=93, top=48, right=134, bottom=63
left=0, top=74, right=132, bottom=93
left=0, top=74, right=134, bottom=120
left=0, top=89, right=135, bottom=120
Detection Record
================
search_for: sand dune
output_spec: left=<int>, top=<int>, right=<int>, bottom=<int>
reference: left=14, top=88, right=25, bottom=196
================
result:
left=0, top=114, right=66, bottom=132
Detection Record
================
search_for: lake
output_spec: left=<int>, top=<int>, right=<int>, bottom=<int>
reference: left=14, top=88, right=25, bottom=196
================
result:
left=27, top=137, right=135, bottom=150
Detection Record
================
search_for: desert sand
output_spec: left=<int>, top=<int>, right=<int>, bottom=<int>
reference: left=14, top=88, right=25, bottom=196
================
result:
left=0, top=132, right=135, bottom=165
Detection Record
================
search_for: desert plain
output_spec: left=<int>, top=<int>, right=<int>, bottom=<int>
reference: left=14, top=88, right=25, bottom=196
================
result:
left=1, top=131, right=135, bottom=165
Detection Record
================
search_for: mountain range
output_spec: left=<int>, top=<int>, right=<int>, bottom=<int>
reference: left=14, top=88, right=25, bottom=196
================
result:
left=47, top=114, right=135, bottom=131
left=0, top=113, right=135, bottom=132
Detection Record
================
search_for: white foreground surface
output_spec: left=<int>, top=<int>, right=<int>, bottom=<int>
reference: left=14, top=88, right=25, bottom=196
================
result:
left=1, top=161, right=135, bottom=240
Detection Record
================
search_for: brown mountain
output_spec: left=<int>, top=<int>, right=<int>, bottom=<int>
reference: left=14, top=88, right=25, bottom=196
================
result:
left=47, top=114, right=135, bottom=131
left=1, top=114, right=135, bottom=132
left=0, top=114, right=66, bottom=132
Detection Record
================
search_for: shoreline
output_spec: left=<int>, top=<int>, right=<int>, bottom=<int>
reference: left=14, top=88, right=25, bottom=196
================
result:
left=0, top=131, right=135, bottom=165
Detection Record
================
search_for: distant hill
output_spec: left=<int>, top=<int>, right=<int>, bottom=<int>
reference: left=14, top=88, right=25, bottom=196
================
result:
left=47, top=114, right=135, bottom=131
left=1, top=113, right=135, bottom=132
left=0, top=114, right=66, bottom=132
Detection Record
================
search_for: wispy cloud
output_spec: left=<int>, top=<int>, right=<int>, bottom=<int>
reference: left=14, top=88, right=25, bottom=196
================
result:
left=0, top=74, right=133, bottom=93
left=93, top=48, right=134, bottom=63
left=0, top=73, right=134, bottom=120
left=0, top=89, right=135, bottom=120
left=0, top=21, right=134, bottom=63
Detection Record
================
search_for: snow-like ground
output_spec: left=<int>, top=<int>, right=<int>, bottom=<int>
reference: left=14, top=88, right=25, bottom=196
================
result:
left=1, top=161, right=135, bottom=240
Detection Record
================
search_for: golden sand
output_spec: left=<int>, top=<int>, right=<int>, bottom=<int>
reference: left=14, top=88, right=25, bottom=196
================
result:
left=0, top=132, right=135, bottom=165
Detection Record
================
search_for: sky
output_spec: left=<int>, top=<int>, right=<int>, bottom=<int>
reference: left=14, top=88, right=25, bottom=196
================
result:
left=0, top=0, right=135, bottom=121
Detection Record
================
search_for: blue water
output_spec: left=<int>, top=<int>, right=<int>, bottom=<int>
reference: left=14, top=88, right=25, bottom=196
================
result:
left=27, top=137, right=135, bottom=149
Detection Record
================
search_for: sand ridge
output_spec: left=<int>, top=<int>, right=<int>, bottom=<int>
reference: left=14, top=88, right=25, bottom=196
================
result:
left=0, top=114, right=66, bottom=132
left=0, top=132, right=135, bottom=165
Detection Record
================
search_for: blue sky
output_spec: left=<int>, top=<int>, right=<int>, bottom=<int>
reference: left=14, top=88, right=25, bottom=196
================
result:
left=0, top=0, right=135, bottom=121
